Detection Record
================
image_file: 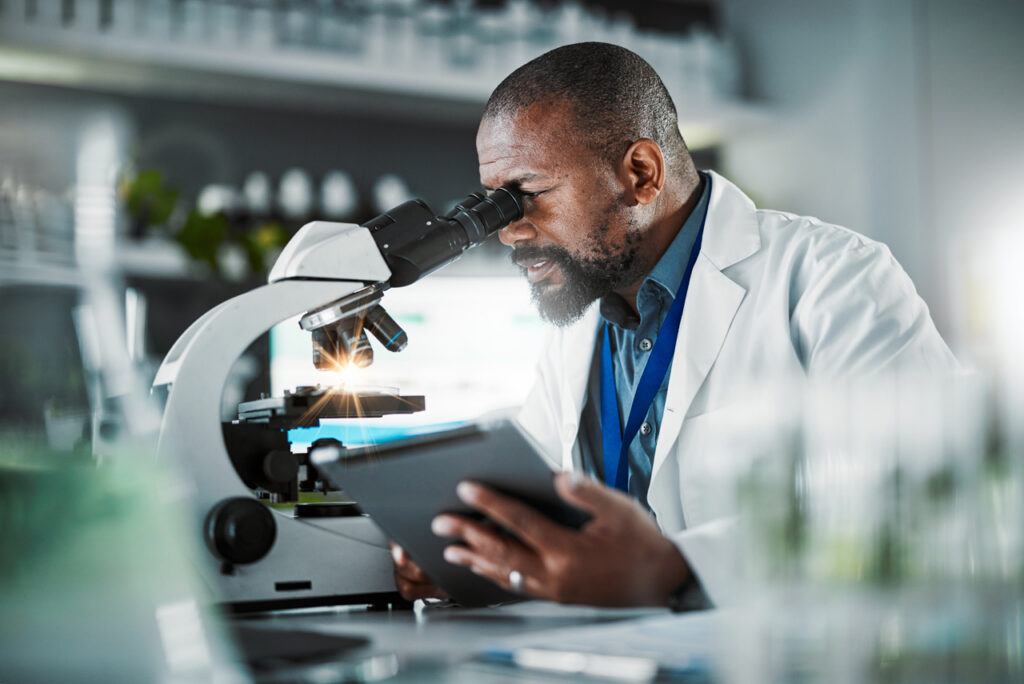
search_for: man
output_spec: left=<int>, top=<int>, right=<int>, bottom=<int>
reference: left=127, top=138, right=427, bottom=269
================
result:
left=392, top=42, right=957, bottom=608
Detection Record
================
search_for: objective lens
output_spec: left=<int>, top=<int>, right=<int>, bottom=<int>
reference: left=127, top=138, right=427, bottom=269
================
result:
left=312, top=322, right=373, bottom=369
left=364, top=305, right=408, bottom=352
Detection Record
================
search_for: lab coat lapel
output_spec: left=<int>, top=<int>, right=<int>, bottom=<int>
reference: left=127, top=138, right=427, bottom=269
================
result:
left=649, top=172, right=759, bottom=489
left=650, top=259, right=745, bottom=483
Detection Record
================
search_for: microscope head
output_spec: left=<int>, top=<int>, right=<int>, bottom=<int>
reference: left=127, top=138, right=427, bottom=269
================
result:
left=283, top=185, right=524, bottom=370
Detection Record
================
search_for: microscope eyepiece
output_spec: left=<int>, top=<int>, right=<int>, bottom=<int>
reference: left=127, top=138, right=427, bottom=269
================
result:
left=446, top=186, right=524, bottom=245
left=363, top=184, right=524, bottom=287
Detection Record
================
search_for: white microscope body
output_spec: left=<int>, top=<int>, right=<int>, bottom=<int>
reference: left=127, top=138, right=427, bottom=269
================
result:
left=153, top=187, right=523, bottom=611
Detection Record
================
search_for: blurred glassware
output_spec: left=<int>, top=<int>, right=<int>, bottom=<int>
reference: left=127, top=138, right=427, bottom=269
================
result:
left=179, top=0, right=210, bottom=42
left=719, top=373, right=1024, bottom=684
left=277, top=167, right=314, bottom=221
left=320, top=169, right=358, bottom=220
left=109, top=0, right=141, bottom=36
left=197, top=183, right=239, bottom=217
left=245, top=0, right=276, bottom=49
left=0, top=104, right=244, bottom=681
left=371, top=172, right=413, bottom=215
left=0, top=436, right=246, bottom=682
left=242, top=170, right=272, bottom=216
left=141, top=0, right=174, bottom=40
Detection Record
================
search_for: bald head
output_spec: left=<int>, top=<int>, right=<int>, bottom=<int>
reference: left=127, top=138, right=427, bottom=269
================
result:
left=483, top=42, right=696, bottom=181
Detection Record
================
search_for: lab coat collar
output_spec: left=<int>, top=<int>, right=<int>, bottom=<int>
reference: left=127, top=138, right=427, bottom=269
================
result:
left=700, top=171, right=762, bottom=270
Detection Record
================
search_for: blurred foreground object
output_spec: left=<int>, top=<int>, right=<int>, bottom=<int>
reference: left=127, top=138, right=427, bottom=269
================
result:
left=0, top=109, right=242, bottom=682
left=717, top=374, right=1023, bottom=684
left=0, top=441, right=244, bottom=683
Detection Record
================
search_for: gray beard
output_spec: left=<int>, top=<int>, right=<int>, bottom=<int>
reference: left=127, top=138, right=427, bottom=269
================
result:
left=517, top=232, right=648, bottom=327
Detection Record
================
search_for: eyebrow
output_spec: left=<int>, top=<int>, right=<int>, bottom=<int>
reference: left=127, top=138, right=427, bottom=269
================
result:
left=482, top=173, right=543, bottom=192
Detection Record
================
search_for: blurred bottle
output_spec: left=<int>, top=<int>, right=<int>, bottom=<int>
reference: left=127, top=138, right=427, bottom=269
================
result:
left=244, top=0, right=276, bottom=49
left=242, top=170, right=272, bottom=217
left=109, top=0, right=141, bottom=36
left=179, top=0, right=210, bottom=42
left=210, top=0, right=242, bottom=45
left=196, top=183, right=238, bottom=217
left=74, top=0, right=103, bottom=32
left=277, top=167, right=314, bottom=221
left=32, top=0, right=63, bottom=27
left=279, top=0, right=313, bottom=48
left=141, top=0, right=174, bottom=40
left=720, top=374, right=1023, bottom=684
left=320, top=169, right=358, bottom=221
left=370, top=173, right=413, bottom=215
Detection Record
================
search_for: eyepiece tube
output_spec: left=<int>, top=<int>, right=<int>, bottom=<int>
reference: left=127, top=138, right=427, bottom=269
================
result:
left=449, top=187, right=523, bottom=245
left=367, top=184, right=524, bottom=287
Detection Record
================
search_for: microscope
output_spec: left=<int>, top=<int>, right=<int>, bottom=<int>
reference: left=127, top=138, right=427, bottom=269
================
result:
left=153, top=186, right=523, bottom=611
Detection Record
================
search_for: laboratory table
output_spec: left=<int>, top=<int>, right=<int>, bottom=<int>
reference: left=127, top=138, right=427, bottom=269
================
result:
left=228, top=600, right=680, bottom=683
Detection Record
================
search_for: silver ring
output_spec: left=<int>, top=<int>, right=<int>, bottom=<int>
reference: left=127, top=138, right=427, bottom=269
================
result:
left=508, top=569, right=525, bottom=593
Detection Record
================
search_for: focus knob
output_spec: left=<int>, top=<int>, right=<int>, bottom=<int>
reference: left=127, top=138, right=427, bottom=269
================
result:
left=205, top=497, right=276, bottom=565
left=262, top=449, right=298, bottom=485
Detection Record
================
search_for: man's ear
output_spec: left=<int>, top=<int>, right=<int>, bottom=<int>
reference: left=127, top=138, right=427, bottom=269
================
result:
left=618, top=139, right=665, bottom=206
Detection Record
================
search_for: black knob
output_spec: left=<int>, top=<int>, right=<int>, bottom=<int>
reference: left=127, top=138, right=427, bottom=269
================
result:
left=262, top=449, right=299, bottom=485
left=205, top=497, right=276, bottom=565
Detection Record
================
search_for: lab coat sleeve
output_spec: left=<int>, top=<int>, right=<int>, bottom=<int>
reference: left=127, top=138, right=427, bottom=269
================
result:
left=669, top=517, right=739, bottom=607
left=789, top=230, right=958, bottom=377
left=516, top=328, right=566, bottom=471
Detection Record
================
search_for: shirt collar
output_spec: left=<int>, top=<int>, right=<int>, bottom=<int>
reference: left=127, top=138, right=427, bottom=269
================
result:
left=599, top=173, right=711, bottom=330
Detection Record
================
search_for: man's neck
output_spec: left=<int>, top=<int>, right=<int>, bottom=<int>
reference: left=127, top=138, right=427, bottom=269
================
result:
left=614, top=174, right=705, bottom=317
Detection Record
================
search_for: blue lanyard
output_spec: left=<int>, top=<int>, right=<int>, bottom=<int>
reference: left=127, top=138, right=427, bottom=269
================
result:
left=600, top=189, right=709, bottom=492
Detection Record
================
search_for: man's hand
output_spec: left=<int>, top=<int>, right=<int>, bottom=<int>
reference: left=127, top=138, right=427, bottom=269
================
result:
left=431, top=472, right=690, bottom=607
left=390, top=542, right=448, bottom=601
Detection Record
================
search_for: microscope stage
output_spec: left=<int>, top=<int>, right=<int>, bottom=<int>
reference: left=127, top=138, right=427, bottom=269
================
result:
left=237, top=386, right=425, bottom=428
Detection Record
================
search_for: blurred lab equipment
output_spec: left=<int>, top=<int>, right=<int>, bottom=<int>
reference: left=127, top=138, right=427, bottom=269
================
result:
left=0, top=108, right=244, bottom=683
left=370, top=172, right=414, bottom=215
left=319, top=169, right=358, bottom=220
left=717, top=376, right=1024, bottom=684
left=277, top=167, right=314, bottom=221
left=152, top=181, right=523, bottom=610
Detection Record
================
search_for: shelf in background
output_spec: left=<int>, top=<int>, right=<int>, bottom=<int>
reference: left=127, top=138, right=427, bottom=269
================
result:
left=0, top=23, right=773, bottom=145
left=0, top=238, right=194, bottom=287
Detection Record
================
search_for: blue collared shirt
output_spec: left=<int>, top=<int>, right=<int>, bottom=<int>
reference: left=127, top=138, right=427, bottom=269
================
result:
left=577, top=173, right=711, bottom=509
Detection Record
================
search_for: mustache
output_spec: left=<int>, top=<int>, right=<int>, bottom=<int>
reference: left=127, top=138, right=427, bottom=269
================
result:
left=510, top=245, right=574, bottom=268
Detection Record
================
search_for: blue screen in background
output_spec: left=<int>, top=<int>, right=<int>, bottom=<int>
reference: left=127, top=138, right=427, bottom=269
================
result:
left=288, top=419, right=469, bottom=449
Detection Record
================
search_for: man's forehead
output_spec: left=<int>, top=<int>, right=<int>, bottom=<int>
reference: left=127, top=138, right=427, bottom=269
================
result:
left=477, top=102, right=575, bottom=183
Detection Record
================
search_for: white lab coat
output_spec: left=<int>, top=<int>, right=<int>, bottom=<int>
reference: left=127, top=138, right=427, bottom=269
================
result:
left=516, top=171, right=958, bottom=605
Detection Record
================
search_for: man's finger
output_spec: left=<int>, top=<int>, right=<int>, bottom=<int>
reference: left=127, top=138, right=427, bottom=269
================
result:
left=395, top=574, right=448, bottom=601
left=433, top=514, right=542, bottom=578
left=391, top=542, right=431, bottom=582
left=456, top=481, right=572, bottom=552
left=444, top=545, right=540, bottom=597
left=554, top=471, right=635, bottom=516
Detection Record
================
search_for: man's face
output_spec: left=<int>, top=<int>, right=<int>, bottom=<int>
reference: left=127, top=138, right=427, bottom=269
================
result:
left=477, top=101, right=650, bottom=326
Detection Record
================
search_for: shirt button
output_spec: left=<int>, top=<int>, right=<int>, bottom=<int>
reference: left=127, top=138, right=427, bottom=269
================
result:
left=640, top=421, right=653, bottom=436
left=639, top=338, right=653, bottom=352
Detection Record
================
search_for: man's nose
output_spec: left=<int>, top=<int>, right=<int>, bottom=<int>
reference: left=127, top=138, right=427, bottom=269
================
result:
left=498, top=218, right=536, bottom=247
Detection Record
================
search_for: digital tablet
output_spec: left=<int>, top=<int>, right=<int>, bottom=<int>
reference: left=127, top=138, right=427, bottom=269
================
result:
left=311, top=419, right=590, bottom=607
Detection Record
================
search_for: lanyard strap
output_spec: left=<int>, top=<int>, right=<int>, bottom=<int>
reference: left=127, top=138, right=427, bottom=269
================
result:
left=600, top=193, right=709, bottom=492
